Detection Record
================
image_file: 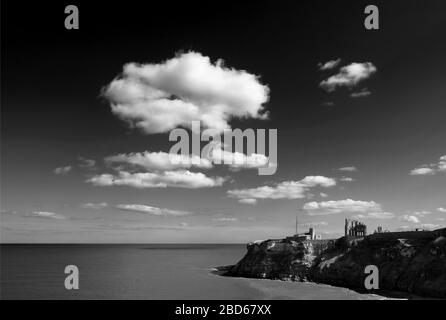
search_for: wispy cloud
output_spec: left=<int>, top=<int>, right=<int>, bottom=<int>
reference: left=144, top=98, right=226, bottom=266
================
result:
left=410, top=155, right=446, bottom=176
left=105, top=145, right=271, bottom=172
left=116, top=204, right=191, bottom=216
left=227, top=176, right=336, bottom=203
left=2, top=209, right=68, bottom=220
left=319, top=62, right=376, bottom=92
left=410, top=167, right=436, bottom=175
left=81, top=202, right=108, bottom=210
left=238, top=198, right=257, bottom=205
left=54, top=166, right=72, bottom=175
left=87, top=170, right=225, bottom=189
left=352, top=212, right=394, bottom=219
left=412, top=211, right=431, bottom=217
left=304, top=199, right=394, bottom=219
left=100, top=223, right=189, bottom=231
left=399, top=215, right=420, bottom=223
left=337, top=166, right=358, bottom=172
left=301, top=221, right=328, bottom=227
left=105, top=151, right=212, bottom=171
left=318, top=58, right=341, bottom=71
left=78, top=157, right=96, bottom=169
left=304, top=199, right=380, bottom=215
left=350, top=88, right=371, bottom=98
left=26, top=211, right=67, bottom=220
left=213, top=217, right=238, bottom=222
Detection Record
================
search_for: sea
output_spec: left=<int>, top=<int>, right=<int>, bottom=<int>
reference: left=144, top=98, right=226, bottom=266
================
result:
left=0, top=244, right=389, bottom=300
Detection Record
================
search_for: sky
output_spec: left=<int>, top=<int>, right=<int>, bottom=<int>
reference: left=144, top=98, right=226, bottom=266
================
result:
left=1, top=0, right=446, bottom=243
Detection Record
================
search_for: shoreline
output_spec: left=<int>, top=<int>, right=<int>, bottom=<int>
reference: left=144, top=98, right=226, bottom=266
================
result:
left=212, top=265, right=431, bottom=300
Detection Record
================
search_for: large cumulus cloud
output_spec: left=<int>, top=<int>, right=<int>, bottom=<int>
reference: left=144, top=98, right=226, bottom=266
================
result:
left=103, top=51, right=270, bottom=133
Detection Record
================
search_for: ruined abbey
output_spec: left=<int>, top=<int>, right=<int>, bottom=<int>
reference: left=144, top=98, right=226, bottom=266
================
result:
left=345, top=219, right=367, bottom=237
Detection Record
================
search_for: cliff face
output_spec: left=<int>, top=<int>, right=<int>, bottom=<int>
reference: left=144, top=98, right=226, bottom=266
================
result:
left=226, top=232, right=446, bottom=299
left=312, top=235, right=446, bottom=298
left=229, top=240, right=332, bottom=281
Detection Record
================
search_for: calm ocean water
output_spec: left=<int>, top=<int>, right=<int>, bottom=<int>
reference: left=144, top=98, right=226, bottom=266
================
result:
left=0, top=244, right=386, bottom=300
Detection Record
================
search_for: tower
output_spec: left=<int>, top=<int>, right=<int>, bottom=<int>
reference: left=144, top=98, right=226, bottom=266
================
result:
left=309, top=228, right=315, bottom=240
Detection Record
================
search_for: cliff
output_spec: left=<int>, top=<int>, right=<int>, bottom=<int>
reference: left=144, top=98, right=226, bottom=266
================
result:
left=228, top=239, right=332, bottom=281
left=224, top=229, right=446, bottom=299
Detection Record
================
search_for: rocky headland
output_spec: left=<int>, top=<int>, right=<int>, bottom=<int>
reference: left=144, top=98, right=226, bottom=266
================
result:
left=220, top=228, right=446, bottom=299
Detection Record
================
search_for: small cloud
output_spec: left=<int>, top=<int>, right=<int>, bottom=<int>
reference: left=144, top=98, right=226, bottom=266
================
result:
left=54, top=166, right=72, bottom=175
left=239, top=198, right=257, bottom=205
left=340, top=177, right=355, bottom=182
left=27, top=211, right=67, bottom=220
left=301, top=221, right=328, bottom=227
left=1, top=209, right=19, bottom=216
left=320, top=193, right=328, bottom=198
left=318, top=59, right=341, bottom=71
left=304, top=199, right=380, bottom=215
left=116, top=204, right=191, bottom=216
left=395, top=225, right=411, bottom=231
left=410, top=167, right=436, bottom=176
left=350, top=88, right=371, bottom=98
left=78, top=157, right=96, bottom=169
left=412, top=211, right=431, bottom=217
left=213, top=217, right=238, bottom=222
left=337, top=166, right=358, bottom=172
left=320, top=62, right=377, bottom=92
left=320, top=101, right=335, bottom=107
left=101, top=223, right=187, bottom=231
left=81, top=202, right=108, bottom=210
left=410, top=155, right=446, bottom=176
left=352, top=212, right=395, bottom=220
left=437, top=208, right=446, bottom=213
left=228, top=176, right=336, bottom=203
left=399, top=215, right=420, bottom=223
left=304, top=199, right=393, bottom=219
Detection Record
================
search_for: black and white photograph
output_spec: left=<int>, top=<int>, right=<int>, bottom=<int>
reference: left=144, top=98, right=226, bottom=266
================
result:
left=1, top=0, right=446, bottom=308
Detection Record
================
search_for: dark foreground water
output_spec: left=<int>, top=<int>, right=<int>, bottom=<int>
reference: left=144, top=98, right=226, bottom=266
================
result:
left=0, top=244, right=387, bottom=300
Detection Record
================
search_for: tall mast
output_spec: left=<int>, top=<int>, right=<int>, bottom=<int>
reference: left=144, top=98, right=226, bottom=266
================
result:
left=295, top=215, right=298, bottom=235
